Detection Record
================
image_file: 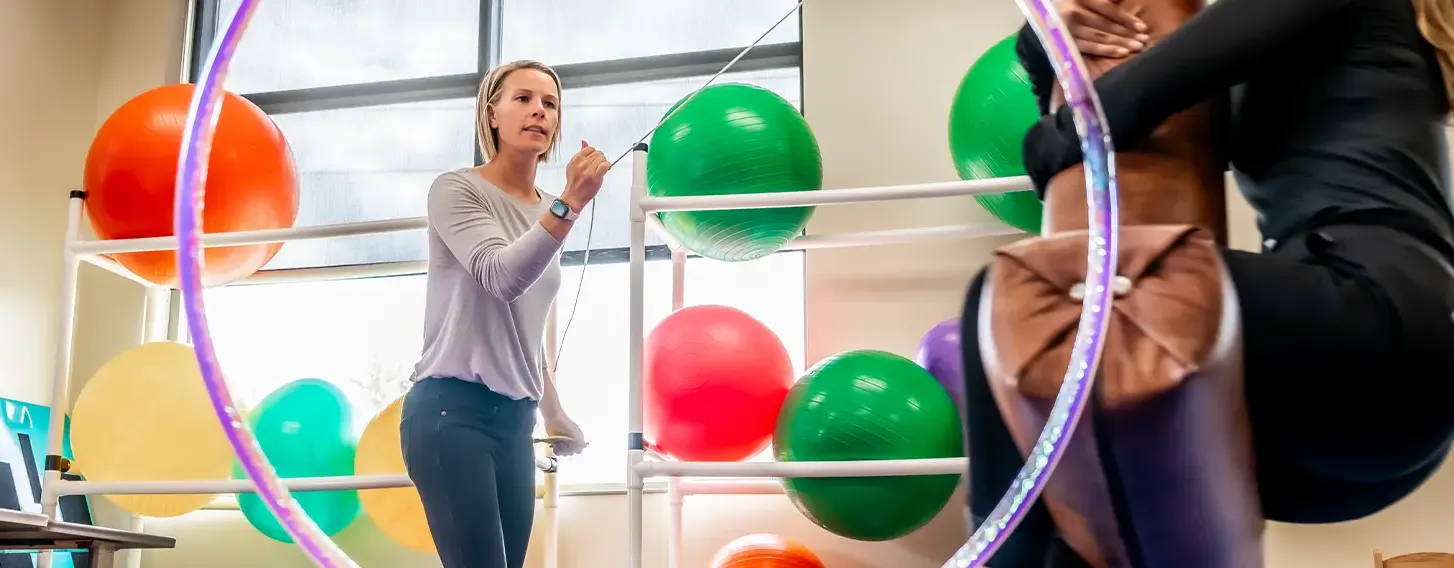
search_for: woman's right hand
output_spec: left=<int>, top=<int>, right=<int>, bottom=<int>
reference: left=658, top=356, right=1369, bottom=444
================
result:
left=1056, top=0, right=1150, bottom=58
left=560, top=141, right=611, bottom=211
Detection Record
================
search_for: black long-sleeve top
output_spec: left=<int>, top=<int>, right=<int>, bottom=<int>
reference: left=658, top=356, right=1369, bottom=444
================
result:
left=1015, top=0, right=1454, bottom=255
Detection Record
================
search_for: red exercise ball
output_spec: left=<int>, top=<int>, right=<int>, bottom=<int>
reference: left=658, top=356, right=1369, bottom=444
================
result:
left=710, top=534, right=825, bottom=568
left=644, top=305, right=794, bottom=462
left=84, top=83, right=299, bottom=288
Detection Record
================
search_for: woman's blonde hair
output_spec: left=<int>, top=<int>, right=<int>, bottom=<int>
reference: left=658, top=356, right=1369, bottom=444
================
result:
left=475, top=60, right=564, bottom=163
left=1414, top=0, right=1454, bottom=116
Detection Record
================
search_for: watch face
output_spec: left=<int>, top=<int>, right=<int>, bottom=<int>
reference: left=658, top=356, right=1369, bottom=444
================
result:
left=550, top=200, right=569, bottom=217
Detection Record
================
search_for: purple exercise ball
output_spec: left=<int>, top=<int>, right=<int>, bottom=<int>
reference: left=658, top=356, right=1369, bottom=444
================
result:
left=915, top=318, right=965, bottom=414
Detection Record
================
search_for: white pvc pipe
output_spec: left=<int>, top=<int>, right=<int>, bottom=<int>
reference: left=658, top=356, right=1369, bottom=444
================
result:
left=783, top=223, right=1022, bottom=250
left=637, top=175, right=1030, bottom=213
left=542, top=461, right=559, bottom=568
left=142, top=287, right=170, bottom=342
left=51, top=475, right=413, bottom=496
left=126, top=516, right=146, bottom=568
left=238, top=260, right=426, bottom=286
left=79, top=254, right=159, bottom=287
left=69, top=216, right=427, bottom=256
left=85, top=221, right=1018, bottom=290
left=128, top=287, right=169, bottom=568
left=192, top=223, right=1022, bottom=287
left=543, top=303, right=561, bottom=568
left=638, top=457, right=967, bottom=478
left=667, top=249, right=687, bottom=568
left=670, top=249, right=687, bottom=311
left=642, top=215, right=1017, bottom=257
left=63, top=175, right=1026, bottom=257
left=626, top=145, right=649, bottom=568
left=49, top=456, right=557, bottom=496
left=676, top=479, right=785, bottom=496
left=644, top=214, right=684, bottom=251
left=668, top=482, right=684, bottom=568
left=37, top=195, right=85, bottom=568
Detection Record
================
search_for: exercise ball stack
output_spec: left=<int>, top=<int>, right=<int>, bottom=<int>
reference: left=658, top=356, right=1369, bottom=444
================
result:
left=235, top=379, right=361, bottom=543
left=84, top=83, right=300, bottom=287
left=948, top=33, right=1044, bottom=233
left=710, top=533, right=825, bottom=568
left=647, top=83, right=823, bottom=262
left=644, top=305, right=795, bottom=462
left=773, top=350, right=964, bottom=541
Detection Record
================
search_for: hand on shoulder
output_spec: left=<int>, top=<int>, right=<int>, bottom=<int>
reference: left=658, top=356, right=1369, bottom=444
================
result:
left=1055, top=0, right=1149, bottom=58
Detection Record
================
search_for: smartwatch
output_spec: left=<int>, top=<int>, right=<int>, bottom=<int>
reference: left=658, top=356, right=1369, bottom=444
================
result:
left=549, top=198, right=579, bottom=222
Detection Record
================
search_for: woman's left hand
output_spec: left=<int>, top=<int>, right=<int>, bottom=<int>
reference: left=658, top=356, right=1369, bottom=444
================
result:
left=544, top=411, right=587, bottom=456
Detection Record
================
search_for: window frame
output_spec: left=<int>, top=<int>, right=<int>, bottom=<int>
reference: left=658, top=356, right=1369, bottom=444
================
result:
left=180, top=0, right=808, bottom=499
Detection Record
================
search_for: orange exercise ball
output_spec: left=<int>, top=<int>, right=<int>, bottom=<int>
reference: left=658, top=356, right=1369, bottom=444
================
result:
left=709, top=534, right=825, bottom=568
left=83, top=83, right=299, bottom=288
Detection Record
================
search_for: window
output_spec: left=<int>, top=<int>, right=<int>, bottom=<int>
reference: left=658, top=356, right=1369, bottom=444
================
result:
left=499, top=0, right=800, bottom=65
left=217, top=0, right=481, bottom=93
left=186, top=0, right=805, bottom=490
left=185, top=276, right=426, bottom=431
left=264, top=98, right=477, bottom=270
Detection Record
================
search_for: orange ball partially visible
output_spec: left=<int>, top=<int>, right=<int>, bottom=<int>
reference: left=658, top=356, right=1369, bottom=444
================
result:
left=710, top=533, right=825, bottom=568
left=83, top=83, right=299, bottom=287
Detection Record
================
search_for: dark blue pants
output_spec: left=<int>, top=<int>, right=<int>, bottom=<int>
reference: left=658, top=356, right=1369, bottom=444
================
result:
left=401, top=377, right=538, bottom=568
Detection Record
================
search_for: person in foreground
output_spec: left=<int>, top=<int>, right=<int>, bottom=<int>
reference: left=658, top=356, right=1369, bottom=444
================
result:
left=401, top=59, right=611, bottom=568
left=961, top=0, right=1454, bottom=564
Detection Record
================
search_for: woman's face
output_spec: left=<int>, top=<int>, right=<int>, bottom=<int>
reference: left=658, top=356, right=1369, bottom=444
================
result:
left=488, top=68, right=560, bottom=158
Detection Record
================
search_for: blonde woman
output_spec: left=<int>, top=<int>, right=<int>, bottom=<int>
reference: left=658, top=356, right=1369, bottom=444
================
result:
left=958, top=0, right=1454, bottom=565
left=402, top=60, right=608, bottom=568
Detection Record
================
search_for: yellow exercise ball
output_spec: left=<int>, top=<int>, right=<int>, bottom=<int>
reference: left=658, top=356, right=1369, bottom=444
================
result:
left=355, top=395, right=435, bottom=554
left=70, top=341, right=234, bottom=517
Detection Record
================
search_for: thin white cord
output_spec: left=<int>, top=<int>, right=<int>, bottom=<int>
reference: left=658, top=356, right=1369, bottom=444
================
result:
left=553, top=0, right=806, bottom=371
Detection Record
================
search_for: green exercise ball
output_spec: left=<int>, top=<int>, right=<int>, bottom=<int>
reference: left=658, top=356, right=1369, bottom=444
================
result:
left=773, top=350, right=964, bottom=541
left=235, top=379, right=361, bottom=543
left=647, top=82, right=823, bottom=262
left=949, top=33, right=1044, bottom=234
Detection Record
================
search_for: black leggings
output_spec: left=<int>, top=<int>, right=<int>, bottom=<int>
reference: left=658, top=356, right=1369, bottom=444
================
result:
left=961, top=224, right=1454, bottom=567
left=401, top=377, right=538, bottom=568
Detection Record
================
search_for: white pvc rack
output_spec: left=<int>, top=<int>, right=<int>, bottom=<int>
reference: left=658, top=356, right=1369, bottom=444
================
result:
left=622, top=144, right=1028, bottom=568
left=38, top=143, right=1031, bottom=568
left=40, top=193, right=562, bottom=568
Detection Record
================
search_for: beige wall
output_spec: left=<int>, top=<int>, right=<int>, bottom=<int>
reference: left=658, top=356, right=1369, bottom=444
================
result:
left=0, top=0, right=186, bottom=409
left=0, top=1, right=104, bottom=406
left=6, top=0, right=1454, bottom=567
